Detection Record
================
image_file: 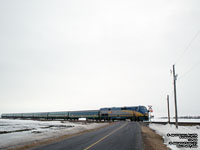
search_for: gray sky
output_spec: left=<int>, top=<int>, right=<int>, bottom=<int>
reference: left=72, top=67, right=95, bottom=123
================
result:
left=0, top=0, right=200, bottom=117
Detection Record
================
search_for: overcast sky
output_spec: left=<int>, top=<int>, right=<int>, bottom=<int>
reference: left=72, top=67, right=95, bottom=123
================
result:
left=0, top=0, right=200, bottom=117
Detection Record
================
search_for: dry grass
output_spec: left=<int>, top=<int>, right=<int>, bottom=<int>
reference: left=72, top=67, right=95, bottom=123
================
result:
left=141, top=125, right=171, bottom=150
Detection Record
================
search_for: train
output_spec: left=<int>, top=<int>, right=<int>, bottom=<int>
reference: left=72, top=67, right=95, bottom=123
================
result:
left=1, top=105, right=149, bottom=121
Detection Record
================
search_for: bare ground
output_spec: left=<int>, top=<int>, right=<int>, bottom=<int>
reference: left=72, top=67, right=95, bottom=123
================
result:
left=141, top=125, right=171, bottom=150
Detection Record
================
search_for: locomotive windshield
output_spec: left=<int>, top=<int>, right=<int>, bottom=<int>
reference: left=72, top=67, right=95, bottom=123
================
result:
left=139, top=106, right=148, bottom=113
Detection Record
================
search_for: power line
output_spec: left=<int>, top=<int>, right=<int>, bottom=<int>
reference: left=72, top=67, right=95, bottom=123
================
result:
left=175, top=30, right=200, bottom=65
left=179, top=59, right=200, bottom=80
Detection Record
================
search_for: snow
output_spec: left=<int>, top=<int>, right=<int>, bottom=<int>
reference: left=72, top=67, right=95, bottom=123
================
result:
left=149, top=123, right=200, bottom=150
left=151, top=118, right=200, bottom=123
left=0, top=119, right=108, bottom=150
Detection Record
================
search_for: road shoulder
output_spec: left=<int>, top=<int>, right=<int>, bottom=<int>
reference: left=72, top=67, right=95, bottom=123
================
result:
left=141, top=124, right=171, bottom=150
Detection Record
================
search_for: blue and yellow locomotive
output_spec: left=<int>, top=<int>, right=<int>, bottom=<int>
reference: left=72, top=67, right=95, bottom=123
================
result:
left=100, top=106, right=148, bottom=121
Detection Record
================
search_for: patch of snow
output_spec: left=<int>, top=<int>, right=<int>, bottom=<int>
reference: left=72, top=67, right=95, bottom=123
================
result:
left=149, top=123, right=200, bottom=150
left=0, top=119, right=108, bottom=150
left=79, top=118, right=86, bottom=121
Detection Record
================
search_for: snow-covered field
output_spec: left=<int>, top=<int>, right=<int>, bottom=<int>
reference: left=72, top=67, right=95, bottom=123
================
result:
left=0, top=119, right=108, bottom=150
left=151, top=118, right=200, bottom=123
left=149, top=123, right=200, bottom=150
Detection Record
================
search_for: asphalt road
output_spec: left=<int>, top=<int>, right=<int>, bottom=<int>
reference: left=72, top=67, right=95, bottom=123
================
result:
left=32, top=121, right=143, bottom=150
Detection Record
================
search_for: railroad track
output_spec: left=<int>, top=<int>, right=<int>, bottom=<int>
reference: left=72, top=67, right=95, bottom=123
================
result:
left=144, top=121, right=200, bottom=126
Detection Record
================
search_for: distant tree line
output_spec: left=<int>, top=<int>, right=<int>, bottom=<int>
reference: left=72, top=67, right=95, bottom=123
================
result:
left=160, top=116, right=200, bottom=119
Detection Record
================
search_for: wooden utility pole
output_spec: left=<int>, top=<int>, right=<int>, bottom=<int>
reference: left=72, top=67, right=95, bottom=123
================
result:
left=173, top=65, right=178, bottom=129
left=167, top=95, right=170, bottom=123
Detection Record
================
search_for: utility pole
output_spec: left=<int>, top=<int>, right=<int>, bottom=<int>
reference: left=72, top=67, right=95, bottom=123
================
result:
left=173, top=64, right=178, bottom=129
left=167, top=95, right=170, bottom=123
